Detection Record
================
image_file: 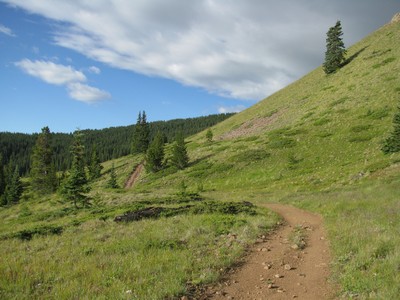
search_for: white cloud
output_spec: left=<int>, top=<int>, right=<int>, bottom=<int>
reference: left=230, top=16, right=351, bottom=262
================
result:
left=15, top=59, right=110, bottom=103
left=67, top=82, right=110, bottom=103
left=15, top=59, right=86, bottom=85
left=0, top=24, right=16, bottom=37
left=218, top=105, right=246, bottom=114
left=5, top=0, right=398, bottom=101
left=88, top=66, right=101, bottom=74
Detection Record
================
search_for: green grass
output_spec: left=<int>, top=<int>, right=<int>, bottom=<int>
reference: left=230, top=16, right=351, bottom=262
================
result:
left=1, top=19, right=400, bottom=300
left=131, top=21, right=400, bottom=298
left=0, top=193, right=278, bottom=299
left=285, top=177, right=400, bottom=299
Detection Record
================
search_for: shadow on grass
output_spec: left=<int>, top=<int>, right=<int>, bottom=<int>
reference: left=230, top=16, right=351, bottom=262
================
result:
left=341, top=46, right=368, bottom=67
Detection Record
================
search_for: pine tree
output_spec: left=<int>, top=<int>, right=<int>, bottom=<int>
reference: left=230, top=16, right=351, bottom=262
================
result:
left=382, top=107, right=400, bottom=153
left=3, top=166, right=23, bottom=205
left=323, top=21, right=346, bottom=74
left=106, top=163, right=119, bottom=188
left=88, top=145, right=102, bottom=181
left=132, top=111, right=150, bottom=154
left=0, top=156, right=7, bottom=206
left=61, top=131, right=91, bottom=208
left=30, top=126, right=57, bottom=194
left=170, top=132, right=189, bottom=169
left=206, top=129, right=213, bottom=143
left=0, top=155, right=5, bottom=198
left=145, top=131, right=165, bottom=172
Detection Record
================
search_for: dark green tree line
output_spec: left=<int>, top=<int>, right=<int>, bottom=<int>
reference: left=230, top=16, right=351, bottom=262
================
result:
left=0, top=113, right=234, bottom=174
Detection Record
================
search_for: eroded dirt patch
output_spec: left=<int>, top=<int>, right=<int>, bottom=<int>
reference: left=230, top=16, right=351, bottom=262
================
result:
left=219, top=112, right=281, bottom=140
left=124, top=162, right=144, bottom=189
left=201, top=203, right=335, bottom=300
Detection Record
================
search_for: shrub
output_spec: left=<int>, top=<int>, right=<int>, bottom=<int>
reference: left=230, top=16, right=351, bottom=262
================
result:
left=348, top=135, right=374, bottom=143
left=350, top=125, right=372, bottom=133
left=313, top=118, right=331, bottom=126
left=231, top=149, right=270, bottom=163
left=268, top=137, right=296, bottom=149
left=12, top=225, right=63, bottom=240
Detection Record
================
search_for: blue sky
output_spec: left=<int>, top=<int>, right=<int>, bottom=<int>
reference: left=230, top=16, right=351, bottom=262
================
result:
left=1, top=1, right=399, bottom=133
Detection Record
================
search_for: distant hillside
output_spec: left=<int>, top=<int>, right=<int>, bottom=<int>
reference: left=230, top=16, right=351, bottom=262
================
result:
left=0, top=113, right=234, bottom=174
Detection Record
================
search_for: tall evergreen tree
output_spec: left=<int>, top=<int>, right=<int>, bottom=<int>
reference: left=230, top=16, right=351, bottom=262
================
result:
left=382, top=106, right=400, bottom=153
left=30, top=126, right=57, bottom=194
left=145, top=131, right=165, bottom=172
left=132, top=111, right=142, bottom=153
left=323, top=21, right=346, bottom=74
left=132, top=111, right=150, bottom=154
left=170, top=132, right=189, bottom=170
left=106, top=163, right=119, bottom=189
left=0, top=156, right=7, bottom=206
left=0, top=155, right=5, bottom=198
left=2, top=166, right=23, bottom=205
left=88, top=145, right=102, bottom=181
left=61, top=131, right=90, bottom=208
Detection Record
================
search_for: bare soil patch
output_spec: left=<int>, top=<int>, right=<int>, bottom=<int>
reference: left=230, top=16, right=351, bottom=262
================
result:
left=219, top=112, right=280, bottom=140
left=124, top=163, right=144, bottom=189
left=202, top=203, right=335, bottom=299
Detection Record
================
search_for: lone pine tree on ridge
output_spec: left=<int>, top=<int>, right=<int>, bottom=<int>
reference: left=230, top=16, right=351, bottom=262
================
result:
left=323, top=20, right=346, bottom=74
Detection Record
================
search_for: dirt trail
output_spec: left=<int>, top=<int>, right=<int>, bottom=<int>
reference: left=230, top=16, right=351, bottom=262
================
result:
left=124, top=163, right=144, bottom=189
left=208, top=203, right=334, bottom=300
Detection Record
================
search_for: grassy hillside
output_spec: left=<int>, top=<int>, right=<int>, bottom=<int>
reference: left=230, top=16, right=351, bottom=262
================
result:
left=134, top=20, right=400, bottom=298
left=142, top=20, right=400, bottom=195
left=1, top=20, right=400, bottom=299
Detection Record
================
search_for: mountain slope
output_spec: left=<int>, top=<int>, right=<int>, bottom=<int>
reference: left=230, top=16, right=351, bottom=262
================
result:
left=139, top=20, right=400, bottom=195
left=132, top=19, right=400, bottom=298
left=1, top=19, right=400, bottom=300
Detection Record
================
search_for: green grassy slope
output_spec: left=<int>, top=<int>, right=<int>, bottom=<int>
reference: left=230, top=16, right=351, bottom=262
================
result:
left=134, top=21, right=400, bottom=298
left=142, top=21, right=400, bottom=195
left=1, top=21, right=400, bottom=299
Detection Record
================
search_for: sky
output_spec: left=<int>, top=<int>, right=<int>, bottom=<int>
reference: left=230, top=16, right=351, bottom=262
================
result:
left=1, top=1, right=399, bottom=133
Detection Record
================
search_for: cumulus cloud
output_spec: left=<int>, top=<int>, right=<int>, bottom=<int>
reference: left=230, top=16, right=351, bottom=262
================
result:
left=88, top=66, right=101, bottom=74
left=67, top=83, right=110, bottom=103
left=0, top=24, right=16, bottom=37
left=218, top=105, right=246, bottom=114
left=15, top=59, right=110, bottom=103
left=15, top=59, right=86, bottom=85
left=5, top=0, right=398, bottom=101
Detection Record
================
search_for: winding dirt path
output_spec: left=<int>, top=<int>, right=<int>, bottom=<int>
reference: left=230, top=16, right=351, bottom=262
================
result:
left=124, top=163, right=144, bottom=189
left=208, top=203, right=334, bottom=300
